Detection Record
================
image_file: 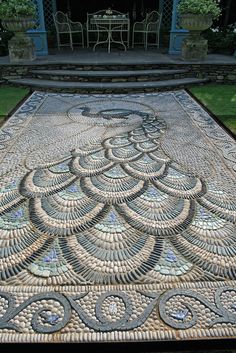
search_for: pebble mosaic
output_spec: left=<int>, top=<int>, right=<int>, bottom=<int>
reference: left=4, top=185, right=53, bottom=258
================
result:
left=0, top=90, right=235, bottom=342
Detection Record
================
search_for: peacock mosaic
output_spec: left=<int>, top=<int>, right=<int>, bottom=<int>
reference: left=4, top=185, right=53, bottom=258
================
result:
left=0, top=91, right=235, bottom=342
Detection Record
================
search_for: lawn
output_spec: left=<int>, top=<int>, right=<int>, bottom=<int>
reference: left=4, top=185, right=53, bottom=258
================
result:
left=0, top=86, right=29, bottom=127
left=190, top=85, right=236, bottom=136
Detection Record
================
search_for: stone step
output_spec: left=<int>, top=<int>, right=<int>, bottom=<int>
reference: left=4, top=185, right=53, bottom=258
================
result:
left=6, top=77, right=209, bottom=92
left=29, top=68, right=190, bottom=82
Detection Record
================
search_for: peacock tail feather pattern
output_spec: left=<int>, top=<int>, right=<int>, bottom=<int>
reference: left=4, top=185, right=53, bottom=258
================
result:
left=0, top=107, right=235, bottom=286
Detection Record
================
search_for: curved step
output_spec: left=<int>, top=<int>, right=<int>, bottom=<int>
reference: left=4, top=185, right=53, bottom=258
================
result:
left=7, top=77, right=209, bottom=92
left=29, top=69, right=188, bottom=81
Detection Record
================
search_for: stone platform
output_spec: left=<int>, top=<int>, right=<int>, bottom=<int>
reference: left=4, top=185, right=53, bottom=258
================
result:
left=0, top=90, right=235, bottom=343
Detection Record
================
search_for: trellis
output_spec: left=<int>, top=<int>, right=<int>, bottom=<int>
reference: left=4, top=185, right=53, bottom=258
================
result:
left=43, top=0, right=57, bottom=30
left=33, top=0, right=184, bottom=55
left=42, top=0, right=174, bottom=30
left=159, top=0, right=173, bottom=28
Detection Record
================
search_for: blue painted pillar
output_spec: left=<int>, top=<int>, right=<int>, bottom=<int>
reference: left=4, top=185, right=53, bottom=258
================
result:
left=28, top=0, right=48, bottom=56
left=168, top=0, right=188, bottom=54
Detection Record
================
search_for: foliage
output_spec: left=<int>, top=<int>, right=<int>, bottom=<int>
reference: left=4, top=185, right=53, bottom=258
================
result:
left=203, top=24, right=236, bottom=54
left=178, top=0, right=221, bottom=20
left=190, top=85, right=236, bottom=136
left=0, top=0, right=36, bottom=20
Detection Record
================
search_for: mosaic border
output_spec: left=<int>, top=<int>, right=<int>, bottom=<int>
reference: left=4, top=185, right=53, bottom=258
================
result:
left=0, top=92, right=46, bottom=158
left=0, top=281, right=236, bottom=342
left=173, top=90, right=236, bottom=173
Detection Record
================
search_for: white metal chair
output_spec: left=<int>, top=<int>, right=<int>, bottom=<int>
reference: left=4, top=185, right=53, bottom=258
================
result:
left=53, top=11, right=84, bottom=50
left=132, top=11, right=162, bottom=50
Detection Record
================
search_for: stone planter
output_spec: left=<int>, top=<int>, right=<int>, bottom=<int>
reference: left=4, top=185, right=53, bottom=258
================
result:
left=2, top=17, right=36, bottom=63
left=180, top=14, right=213, bottom=61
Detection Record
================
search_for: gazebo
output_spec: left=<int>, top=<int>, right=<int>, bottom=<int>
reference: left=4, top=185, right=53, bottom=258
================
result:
left=29, top=0, right=187, bottom=56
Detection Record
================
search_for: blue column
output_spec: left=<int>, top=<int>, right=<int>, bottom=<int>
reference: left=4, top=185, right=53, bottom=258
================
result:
left=168, top=0, right=188, bottom=54
left=28, top=0, right=48, bottom=56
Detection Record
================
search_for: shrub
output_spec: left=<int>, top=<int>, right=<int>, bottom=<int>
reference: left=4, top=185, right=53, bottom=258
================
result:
left=203, top=24, right=236, bottom=54
left=178, top=0, right=221, bottom=20
left=0, top=0, right=36, bottom=20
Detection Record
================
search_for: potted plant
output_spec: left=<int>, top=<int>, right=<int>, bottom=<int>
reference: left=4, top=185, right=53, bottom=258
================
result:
left=0, top=0, right=37, bottom=62
left=178, top=0, right=221, bottom=60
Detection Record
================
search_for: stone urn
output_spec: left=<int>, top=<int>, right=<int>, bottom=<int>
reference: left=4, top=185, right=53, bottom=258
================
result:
left=180, top=14, right=213, bottom=61
left=2, top=17, right=35, bottom=62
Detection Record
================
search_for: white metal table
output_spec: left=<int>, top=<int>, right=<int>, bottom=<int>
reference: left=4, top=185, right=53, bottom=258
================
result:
left=90, top=16, right=130, bottom=53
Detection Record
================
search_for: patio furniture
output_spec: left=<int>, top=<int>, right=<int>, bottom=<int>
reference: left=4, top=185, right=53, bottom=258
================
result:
left=53, top=11, right=84, bottom=50
left=132, top=11, right=162, bottom=50
left=86, top=9, right=130, bottom=51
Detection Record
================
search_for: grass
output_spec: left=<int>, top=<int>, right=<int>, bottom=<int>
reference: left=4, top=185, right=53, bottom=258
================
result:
left=189, top=85, right=236, bottom=136
left=0, top=86, right=29, bottom=127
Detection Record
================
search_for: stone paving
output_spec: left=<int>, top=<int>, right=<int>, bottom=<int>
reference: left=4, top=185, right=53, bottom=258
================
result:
left=0, top=50, right=236, bottom=65
left=0, top=90, right=235, bottom=343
